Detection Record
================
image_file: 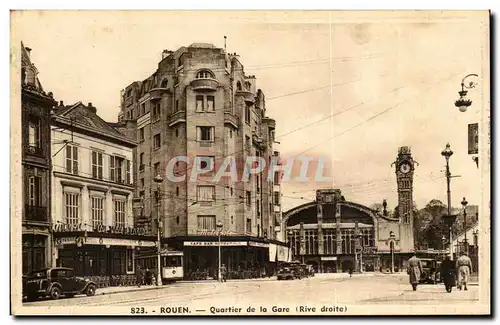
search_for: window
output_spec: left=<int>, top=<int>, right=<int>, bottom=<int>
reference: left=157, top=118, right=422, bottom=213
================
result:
left=176, top=186, right=180, bottom=196
left=28, top=119, right=40, bottom=149
left=154, top=134, right=161, bottom=149
left=64, top=192, right=80, bottom=225
left=154, top=162, right=161, bottom=177
left=197, top=186, right=215, bottom=202
left=245, top=136, right=251, bottom=152
left=140, top=103, right=145, bottom=115
left=256, top=200, right=260, bottom=217
left=152, top=103, right=161, bottom=122
left=274, top=191, right=280, bottom=206
left=91, top=151, right=103, bottom=179
left=197, top=156, right=214, bottom=172
left=246, top=218, right=252, bottom=233
left=28, top=176, right=41, bottom=206
left=196, top=70, right=215, bottom=79
left=138, top=127, right=144, bottom=142
left=175, top=128, right=179, bottom=137
left=230, top=187, right=234, bottom=196
left=176, top=216, right=180, bottom=225
left=197, top=126, right=214, bottom=142
left=229, top=129, right=233, bottom=138
left=110, top=156, right=130, bottom=184
left=175, top=100, right=179, bottom=112
left=160, top=78, right=168, bottom=88
left=139, top=153, right=145, bottom=171
left=196, top=95, right=204, bottom=112
left=91, top=196, right=104, bottom=227
left=274, top=171, right=280, bottom=185
left=114, top=199, right=126, bottom=227
left=246, top=191, right=251, bottom=206
left=126, top=250, right=134, bottom=273
left=237, top=81, right=242, bottom=91
left=245, top=105, right=251, bottom=124
left=65, top=145, right=78, bottom=175
left=207, top=96, right=215, bottom=112
left=197, top=215, right=216, bottom=231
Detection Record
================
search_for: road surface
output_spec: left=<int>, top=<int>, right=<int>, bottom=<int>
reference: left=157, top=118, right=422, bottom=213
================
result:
left=23, top=273, right=480, bottom=314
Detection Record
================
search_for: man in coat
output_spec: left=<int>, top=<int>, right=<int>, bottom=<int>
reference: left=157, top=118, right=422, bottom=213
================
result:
left=407, top=253, right=423, bottom=291
left=456, top=251, right=473, bottom=291
left=135, top=265, right=144, bottom=288
left=440, top=255, right=456, bottom=293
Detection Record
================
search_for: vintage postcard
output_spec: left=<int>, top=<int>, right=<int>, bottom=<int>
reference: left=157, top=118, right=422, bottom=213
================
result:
left=10, top=10, right=491, bottom=316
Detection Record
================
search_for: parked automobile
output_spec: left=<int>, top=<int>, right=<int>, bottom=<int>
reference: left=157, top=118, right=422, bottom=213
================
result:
left=23, top=267, right=97, bottom=301
left=277, top=264, right=297, bottom=280
left=419, top=258, right=441, bottom=284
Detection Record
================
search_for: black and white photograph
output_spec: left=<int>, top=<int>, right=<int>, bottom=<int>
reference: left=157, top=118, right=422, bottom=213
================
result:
left=10, top=10, right=491, bottom=316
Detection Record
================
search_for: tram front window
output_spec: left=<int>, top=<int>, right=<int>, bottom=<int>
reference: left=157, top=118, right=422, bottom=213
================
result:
left=164, top=256, right=181, bottom=267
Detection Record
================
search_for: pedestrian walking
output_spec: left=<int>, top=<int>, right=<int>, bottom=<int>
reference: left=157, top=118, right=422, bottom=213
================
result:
left=456, top=252, right=473, bottom=291
left=135, top=265, right=143, bottom=288
left=220, top=264, right=227, bottom=282
left=145, top=268, right=152, bottom=285
left=349, top=266, right=353, bottom=277
left=440, top=255, right=456, bottom=293
left=406, top=253, right=423, bottom=291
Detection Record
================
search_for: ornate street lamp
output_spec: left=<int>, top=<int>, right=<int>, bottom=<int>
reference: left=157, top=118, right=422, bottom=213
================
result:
left=454, top=74, right=479, bottom=113
left=216, top=220, right=223, bottom=282
left=153, top=174, right=163, bottom=286
left=389, top=231, right=396, bottom=273
left=461, top=197, right=469, bottom=254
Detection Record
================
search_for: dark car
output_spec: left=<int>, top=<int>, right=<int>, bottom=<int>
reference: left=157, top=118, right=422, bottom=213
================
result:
left=23, top=267, right=97, bottom=301
left=419, top=259, right=441, bottom=284
left=277, top=264, right=297, bottom=280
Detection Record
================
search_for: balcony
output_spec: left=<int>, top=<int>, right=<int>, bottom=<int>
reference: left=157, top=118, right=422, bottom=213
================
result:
left=224, top=112, right=239, bottom=129
left=25, top=145, right=43, bottom=157
left=24, top=205, right=48, bottom=222
left=236, top=90, right=255, bottom=104
left=149, top=87, right=168, bottom=101
left=263, top=117, right=276, bottom=130
left=168, top=110, right=186, bottom=127
left=190, top=78, right=219, bottom=92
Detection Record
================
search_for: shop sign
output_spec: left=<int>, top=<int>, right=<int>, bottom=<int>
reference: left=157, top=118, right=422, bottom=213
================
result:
left=249, top=241, right=268, bottom=248
left=363, top=247, right=378, bottom=254
left=184, top=241, right=247, bottom=247
left=321, top=256, right=337, bottom=261
left=53, top=223, right=149, bottom=236
left=277, top=246, right=289, bottom=262
left=55, top=237, right=156, bottom=247
left=196, top=230, right=236, bottom=236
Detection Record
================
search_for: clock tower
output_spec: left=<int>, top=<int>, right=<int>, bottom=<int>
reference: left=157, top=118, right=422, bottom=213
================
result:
left=393, top=146, right=417, bottom=250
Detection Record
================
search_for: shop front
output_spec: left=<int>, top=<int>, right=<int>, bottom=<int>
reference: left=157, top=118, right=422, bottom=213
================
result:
left=167, top=236, right=288, bottom=280
left=53, top=229, right=156, bottom=287
left=22, top=232, right=50, bottom=275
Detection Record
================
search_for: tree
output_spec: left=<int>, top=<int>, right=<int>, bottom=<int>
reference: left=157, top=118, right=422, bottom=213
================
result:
left=414, top=200, right=448, bottom=249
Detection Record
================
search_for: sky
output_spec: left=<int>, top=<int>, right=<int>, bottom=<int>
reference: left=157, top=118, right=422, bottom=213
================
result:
left=11, top=11, right=489, bottom=212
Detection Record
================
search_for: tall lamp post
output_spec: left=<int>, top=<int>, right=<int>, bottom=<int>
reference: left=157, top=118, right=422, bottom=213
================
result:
left=461, top=197, right=468, bottom=254
left=441, top=143, right=455, bottom=259
left=389, top=231, right=395, bottom=273
left=441, top=235, right=447, bottom=260
left=216, top=220, right=223, bottom=282
left=153, top=174, right=163, bottom=286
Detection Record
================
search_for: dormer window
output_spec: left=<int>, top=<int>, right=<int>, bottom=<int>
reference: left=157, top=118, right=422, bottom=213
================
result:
left=160, top=78, right=168, bottom=88
left=245, top=81, right=251, bottom=90
left=236, top=81, right=242, bottom=91
left=196, top=70, right=215, bottom=79
left=126, top=89, right=133, bottom=97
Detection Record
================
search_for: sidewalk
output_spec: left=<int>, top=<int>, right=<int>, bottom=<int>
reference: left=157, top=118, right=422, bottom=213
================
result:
left=97, top=284, right=165, bottom=295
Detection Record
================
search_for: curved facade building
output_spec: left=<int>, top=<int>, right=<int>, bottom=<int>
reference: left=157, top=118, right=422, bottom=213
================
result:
left=282, top=147, right=418, bottom=273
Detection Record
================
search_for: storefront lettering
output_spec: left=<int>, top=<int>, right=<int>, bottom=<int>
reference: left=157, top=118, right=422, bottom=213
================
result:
left=184, top=241, right=248, bottom=247
left=197, top=230, right=236, bottom=236
left=52, top=223, right=148, bottom=236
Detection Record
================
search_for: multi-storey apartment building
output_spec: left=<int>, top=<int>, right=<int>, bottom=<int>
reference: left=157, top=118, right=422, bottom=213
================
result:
left=21, top=42, right=56, bottom=274
left=119, top=43, right=287, bottom=276
left=50, top=101, right=156, bottom=279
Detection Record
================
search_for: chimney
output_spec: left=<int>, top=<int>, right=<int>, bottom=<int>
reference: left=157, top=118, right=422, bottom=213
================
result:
left=59, top=100, right=64, bottom=107
left=87, top=102, right=96, bottom=113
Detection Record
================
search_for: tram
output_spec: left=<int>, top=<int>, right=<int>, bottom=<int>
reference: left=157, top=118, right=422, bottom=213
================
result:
left=135, top=249, right=184, bottom=283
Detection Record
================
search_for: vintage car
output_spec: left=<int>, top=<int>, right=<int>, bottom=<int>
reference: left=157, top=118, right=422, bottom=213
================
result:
left=277, top=264, right=297, bottom=280
left=419, top=258, right=441, bottom=284
left=23, top=267, right=97, bottom=301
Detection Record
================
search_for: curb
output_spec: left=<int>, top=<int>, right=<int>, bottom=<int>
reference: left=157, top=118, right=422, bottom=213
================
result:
left=99, top=286, right=166, bottom=296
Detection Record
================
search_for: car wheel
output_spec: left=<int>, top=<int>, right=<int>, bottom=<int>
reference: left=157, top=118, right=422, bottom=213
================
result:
left=86, top=284, right=96, bottom=297
left=50, top=287, right=61, bottom=300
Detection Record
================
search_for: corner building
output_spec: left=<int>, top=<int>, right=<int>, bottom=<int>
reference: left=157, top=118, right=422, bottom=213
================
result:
left=119, top=43, right=287, bottom=278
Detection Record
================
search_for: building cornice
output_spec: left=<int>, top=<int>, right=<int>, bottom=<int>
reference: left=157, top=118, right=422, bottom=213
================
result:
left=53, top=171, right=134, bottom=191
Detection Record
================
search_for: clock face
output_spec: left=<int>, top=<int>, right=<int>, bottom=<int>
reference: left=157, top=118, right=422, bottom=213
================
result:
left=400, top=163, right=411, bottom=174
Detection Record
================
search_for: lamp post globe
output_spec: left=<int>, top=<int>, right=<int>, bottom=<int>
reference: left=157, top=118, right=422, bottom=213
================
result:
left=153, top=174, right=163, bottom=184
left=461, top=197, right=468, bottom=208
left=441, top=143, right=454, bottom=160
